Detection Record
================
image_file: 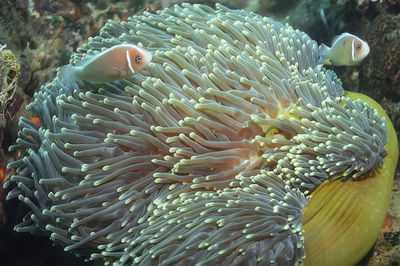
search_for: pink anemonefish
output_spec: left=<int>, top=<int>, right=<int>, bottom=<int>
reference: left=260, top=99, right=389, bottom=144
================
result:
left=60, top=44, right=152, bottom=83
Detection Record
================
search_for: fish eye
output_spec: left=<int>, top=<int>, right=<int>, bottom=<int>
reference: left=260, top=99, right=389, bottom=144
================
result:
left=356, top=44, right=362, bottom=50
left=135, top=56, right=142, bottom=63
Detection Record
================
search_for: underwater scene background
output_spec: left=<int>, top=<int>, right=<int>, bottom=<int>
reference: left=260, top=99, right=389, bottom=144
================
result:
left=0, top=0, right=399, bottom=265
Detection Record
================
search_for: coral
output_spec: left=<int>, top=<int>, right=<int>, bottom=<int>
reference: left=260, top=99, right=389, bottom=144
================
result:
left=381, top=98, right=400, bottom=133
left=0, top=45, right=20, bottom=125
left=3, top=3, right=398, bottom=266
left=0, top=44, right=23, bottom=168
left=362, top=12, right=400, bottom=99
left=0, top=44, right=24, bottom=248
left=337, top=0, right=400, bottom=11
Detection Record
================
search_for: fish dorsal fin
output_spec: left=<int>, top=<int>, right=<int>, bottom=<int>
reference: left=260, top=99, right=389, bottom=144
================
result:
left=330, top=32, right=348, bottom=46
left=74, top=47, right=111, bottom=67
left=74, top=56, right=93, bottom=67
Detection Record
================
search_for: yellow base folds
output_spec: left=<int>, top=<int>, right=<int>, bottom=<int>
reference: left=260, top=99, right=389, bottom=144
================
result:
left=303, top=92, right=399, bottom=266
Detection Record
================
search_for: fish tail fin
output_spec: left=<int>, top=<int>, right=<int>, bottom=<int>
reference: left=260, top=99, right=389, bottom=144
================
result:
left=318, top=43, right=331, bottom=65
left=58, top=64, right=79, bottom=85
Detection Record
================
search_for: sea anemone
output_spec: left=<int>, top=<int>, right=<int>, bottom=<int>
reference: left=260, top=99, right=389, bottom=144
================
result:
left=4, top=3, right=398, bottom=265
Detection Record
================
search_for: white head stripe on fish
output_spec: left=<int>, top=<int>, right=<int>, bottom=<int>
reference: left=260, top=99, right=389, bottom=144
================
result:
left=126, top=50, right=135, bottom=74
left=351, top=38, right=355, bottom=61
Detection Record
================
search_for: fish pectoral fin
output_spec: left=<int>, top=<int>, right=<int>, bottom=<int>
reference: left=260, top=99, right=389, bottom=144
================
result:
left=109, top=65, right=125, bottom=76
left=329, top=59, right=342, bottom=66
left=324, top=58, right=332, bottom=65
